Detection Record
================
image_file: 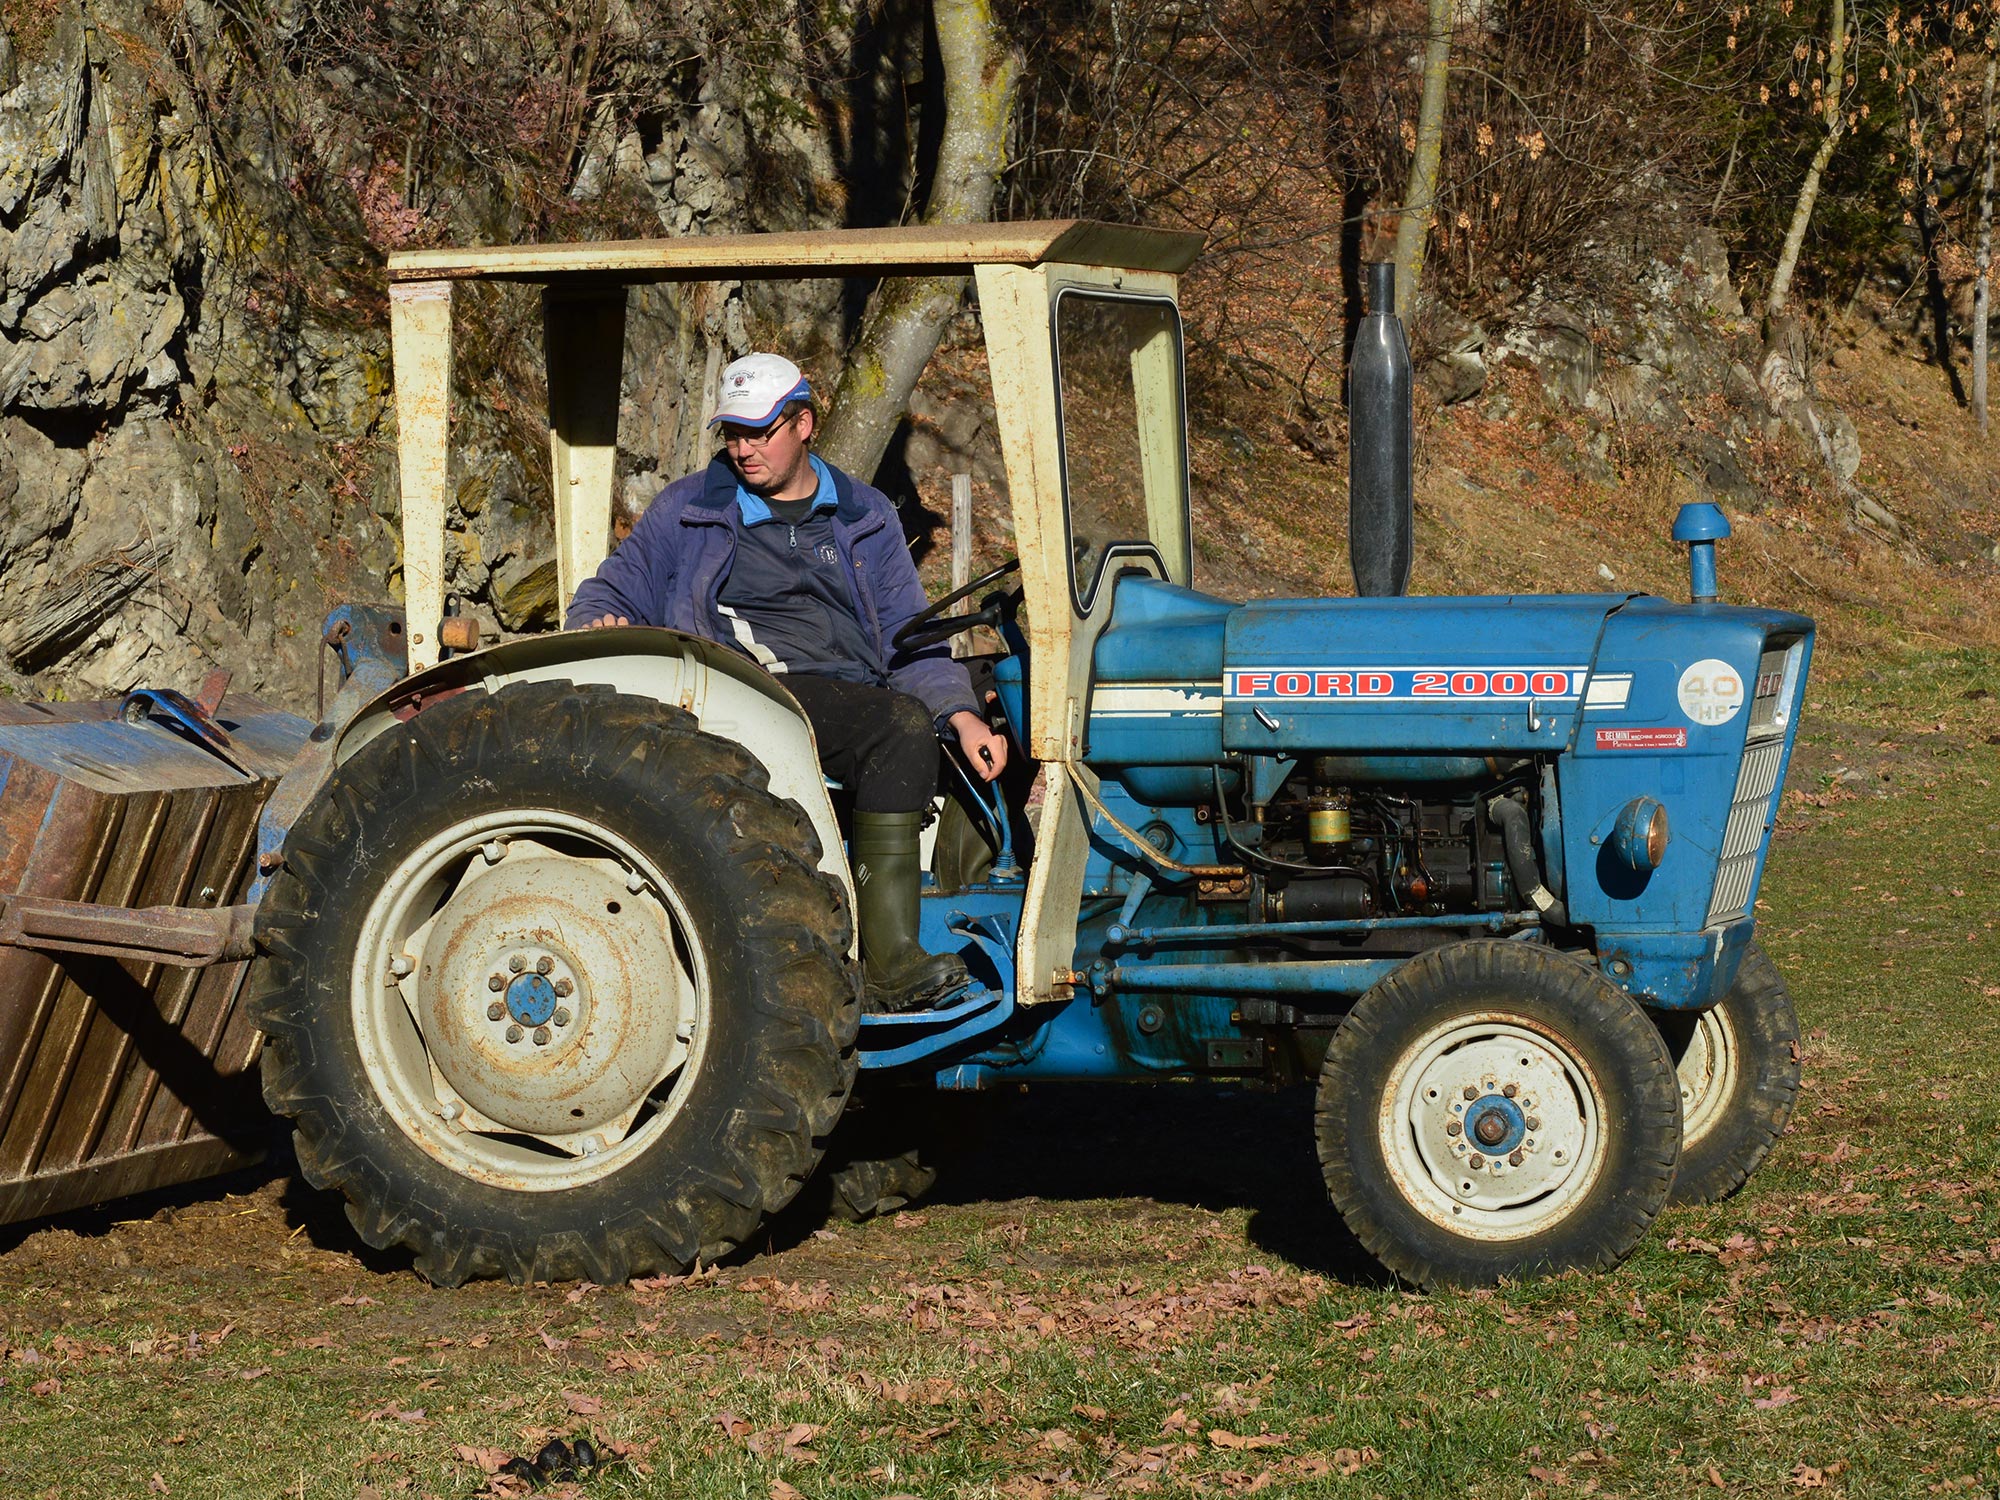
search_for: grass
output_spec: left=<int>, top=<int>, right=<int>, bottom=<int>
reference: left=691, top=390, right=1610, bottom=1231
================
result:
left=3, top=651, right=1998, bottom=1498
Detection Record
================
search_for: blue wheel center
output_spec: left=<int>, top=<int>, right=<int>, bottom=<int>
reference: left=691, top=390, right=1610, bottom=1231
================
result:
left=506, top=972, right=559, bottom=1026
left=1464, top=1095, right=1526, bottom=1155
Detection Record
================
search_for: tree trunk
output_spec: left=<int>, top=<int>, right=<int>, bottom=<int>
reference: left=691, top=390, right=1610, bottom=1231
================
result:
left=1976, top=56, right=1996, bottom=435
left=817, top=0, right=1022, bottom=484
left=1391, top=0, right=1453, bottom=321
left=1765, top=0, right=1846, bottom=317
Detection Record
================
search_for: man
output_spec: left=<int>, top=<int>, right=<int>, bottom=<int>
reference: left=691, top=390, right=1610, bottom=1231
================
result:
left=566, top=353, right=1008, bottom=1012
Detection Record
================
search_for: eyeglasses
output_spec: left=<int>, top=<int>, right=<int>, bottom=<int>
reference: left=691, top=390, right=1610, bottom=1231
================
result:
left=719, top=413, right=800, bottom=447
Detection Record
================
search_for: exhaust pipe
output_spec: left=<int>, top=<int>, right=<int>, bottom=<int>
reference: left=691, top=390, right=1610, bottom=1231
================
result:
left=1349, top=262, right=1413, bottom=597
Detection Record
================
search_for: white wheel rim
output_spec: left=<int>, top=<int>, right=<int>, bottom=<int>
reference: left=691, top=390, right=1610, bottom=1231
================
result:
left=1675, top=1006, right=1740, bottom=1150
left=352, top=809, right=712, bottom=1191
left=1381, top=1014, right=1609, bottom=1241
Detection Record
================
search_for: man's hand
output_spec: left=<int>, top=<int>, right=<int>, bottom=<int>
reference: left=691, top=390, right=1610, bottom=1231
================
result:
left=583, top=614, right=631, bottom=629
left=949, top=710, right=1009, bottom=781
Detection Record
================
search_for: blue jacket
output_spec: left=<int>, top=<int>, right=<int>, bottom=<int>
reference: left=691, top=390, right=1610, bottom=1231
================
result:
left=565, top=457, right=980, bottom=726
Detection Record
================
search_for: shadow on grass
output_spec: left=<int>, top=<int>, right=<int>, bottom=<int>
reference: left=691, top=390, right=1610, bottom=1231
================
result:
left=770, top=1081, right=1396, bottom=1287
left=0, top=1126, right=412, bottom=1280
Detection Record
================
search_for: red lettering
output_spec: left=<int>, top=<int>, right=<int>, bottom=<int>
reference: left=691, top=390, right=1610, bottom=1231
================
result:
left=1359, top=672, right=1392, bottom=696
left=1490, top=670, right=1527, bottom=696
left=1451, top=671, right=1488, bottom=695
left=1236, top=672, right=1271, bottom=695
left=1530, top=671, right=1568, bottom=696
left=1275, top=672, right=1310, bottom=696
left=1413, top=672, right=1447, bottom=696
left=1314, top=672, right=1353, bottom=696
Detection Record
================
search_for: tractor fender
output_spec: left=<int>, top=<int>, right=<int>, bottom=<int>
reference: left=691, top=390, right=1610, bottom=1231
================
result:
left=265, top=625, right=852, bottom=936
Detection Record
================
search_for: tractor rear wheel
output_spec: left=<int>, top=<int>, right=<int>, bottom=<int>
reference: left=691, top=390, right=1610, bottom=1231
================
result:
left=250, top=680, right=858, bottom=1285
left=816, top=1090, right=988, bottom=1222
left=1316, top=939, right=1681, bottom=1288
left=1656, top=942, right=1801, bottom=1206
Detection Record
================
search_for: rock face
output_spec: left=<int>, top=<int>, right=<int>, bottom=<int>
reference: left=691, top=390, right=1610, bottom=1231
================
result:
left=0, top=5, right=927, bottom=708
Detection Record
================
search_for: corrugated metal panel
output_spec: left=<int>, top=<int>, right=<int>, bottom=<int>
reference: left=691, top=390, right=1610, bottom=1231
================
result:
left=0, top=696, right=308, bottom=1224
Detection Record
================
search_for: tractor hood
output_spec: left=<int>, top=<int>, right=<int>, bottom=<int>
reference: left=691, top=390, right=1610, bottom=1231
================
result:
left=1220, top=594, right=1627, bottom=753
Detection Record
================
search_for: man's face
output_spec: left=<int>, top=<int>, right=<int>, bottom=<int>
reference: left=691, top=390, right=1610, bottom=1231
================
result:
left=721, top=407, right=816, bottom=499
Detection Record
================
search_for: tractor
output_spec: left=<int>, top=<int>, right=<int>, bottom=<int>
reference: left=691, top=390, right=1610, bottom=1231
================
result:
left=0, top=222, right=1810, bottom=1288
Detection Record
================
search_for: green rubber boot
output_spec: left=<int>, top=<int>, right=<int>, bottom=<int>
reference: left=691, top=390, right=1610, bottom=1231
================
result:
left=853, top=810, right=969, bottom=1013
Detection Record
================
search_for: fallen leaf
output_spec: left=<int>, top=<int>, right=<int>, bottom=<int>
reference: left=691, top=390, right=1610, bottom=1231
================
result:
left=1790, top=1464, right=1826, bottom=1489
left=148, top=1476, right=169, bottom=1495
left=1752, top=1386, right=1800, bottom=1410
left=1529, top=1464, right=1569, bottom=1485
left=454, top=1444, right=511, bottom=1474
left=563, top=1391, right=602, bottom=1416
left=360, top=1405, right=428, bottom=1424
left=770, top=1483, right=804, bottom=1500
left=1709, top=1466, right=1726, bottom=1488
left=1208, top=1429, right=1287, bottom=1451
left=334, top=1295, right=377, bottom=1307
left=1072, top=1403, right=1109, bottom=1422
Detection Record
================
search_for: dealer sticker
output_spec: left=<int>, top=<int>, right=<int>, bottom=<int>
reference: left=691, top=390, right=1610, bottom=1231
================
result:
left=1595, top=727, right=1688, bottom=750
left=1677, top=659, right=1745, bottom=726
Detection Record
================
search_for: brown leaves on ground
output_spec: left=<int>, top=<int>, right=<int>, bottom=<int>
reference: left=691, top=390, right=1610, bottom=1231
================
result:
left=893, top=1265, right=1325, bottom=1353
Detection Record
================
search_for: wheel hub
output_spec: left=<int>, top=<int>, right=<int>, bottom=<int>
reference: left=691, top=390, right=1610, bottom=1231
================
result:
left=411, top=845, right=687, bottom=1136
left=1388, top=1019, right=1604, bottom=1238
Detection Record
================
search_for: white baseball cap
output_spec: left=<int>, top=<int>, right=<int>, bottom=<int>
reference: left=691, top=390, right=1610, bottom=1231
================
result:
left=708, top=353, right=812, bottom=428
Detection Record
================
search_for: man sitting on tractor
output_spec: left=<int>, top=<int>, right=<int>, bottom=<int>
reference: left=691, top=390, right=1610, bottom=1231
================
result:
left=567, top=353, right=1008, bottom=1012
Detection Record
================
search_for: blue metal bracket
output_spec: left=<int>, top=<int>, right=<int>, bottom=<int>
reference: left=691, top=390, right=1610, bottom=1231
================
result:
left=858, top=910, right=1019, bottom=1070
left=119, top=689, right=249, bottom=777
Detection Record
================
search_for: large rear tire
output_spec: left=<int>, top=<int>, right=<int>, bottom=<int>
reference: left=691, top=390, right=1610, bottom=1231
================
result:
left=1316, top=940, right=1681, bottom=1288
left=250, top=680, right=859, bottom=1285
left=1657, top=942, right=1801, bottom=1206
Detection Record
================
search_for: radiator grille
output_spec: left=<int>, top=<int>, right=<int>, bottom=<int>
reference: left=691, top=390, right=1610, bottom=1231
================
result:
left=1705, top=644, right=1799, bottom=925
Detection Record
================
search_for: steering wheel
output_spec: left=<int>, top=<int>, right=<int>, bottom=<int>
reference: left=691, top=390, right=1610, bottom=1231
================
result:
left=893, top=557, right=1022, bottom=654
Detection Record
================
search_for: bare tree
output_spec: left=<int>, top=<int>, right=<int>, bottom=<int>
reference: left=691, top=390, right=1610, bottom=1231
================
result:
left=1767, top=0, right=1850, bottom=316
left=818, top=0, right=1022, bottom=482
left=1976, top=50, right=1995, bottom=433
left=1391, top=0, right=1454, bottom=319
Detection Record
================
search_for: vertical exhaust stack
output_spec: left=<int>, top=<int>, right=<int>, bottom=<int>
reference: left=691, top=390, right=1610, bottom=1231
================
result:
left=1349, top=262, right=1414, bottom=597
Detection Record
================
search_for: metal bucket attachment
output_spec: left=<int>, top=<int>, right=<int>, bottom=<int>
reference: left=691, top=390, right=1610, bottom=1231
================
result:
left=0, top=691, right=309, bottom=1224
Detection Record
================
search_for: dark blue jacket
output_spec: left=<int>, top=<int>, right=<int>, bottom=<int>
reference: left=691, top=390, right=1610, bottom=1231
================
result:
left=565, top=457, right=979, bottom=725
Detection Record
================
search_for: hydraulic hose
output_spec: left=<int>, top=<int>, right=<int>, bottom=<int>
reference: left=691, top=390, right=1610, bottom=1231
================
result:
left=1487, top=796, right=1568, bottom=928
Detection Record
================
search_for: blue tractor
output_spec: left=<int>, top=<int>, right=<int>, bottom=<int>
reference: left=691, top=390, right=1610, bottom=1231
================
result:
left=0, top=224, right=1809, bottom=1288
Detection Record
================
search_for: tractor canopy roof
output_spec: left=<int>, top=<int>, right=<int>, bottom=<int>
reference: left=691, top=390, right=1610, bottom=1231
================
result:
left=384, top=220, right=1205, bottom=284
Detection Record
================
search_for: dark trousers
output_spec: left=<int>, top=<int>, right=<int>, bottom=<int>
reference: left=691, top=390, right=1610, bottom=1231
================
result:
left=783, top=675, right=938, bottom=813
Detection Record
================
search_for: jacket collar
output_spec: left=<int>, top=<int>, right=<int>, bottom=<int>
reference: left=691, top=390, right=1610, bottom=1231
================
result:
left=686, top=454, right=875, bottom=528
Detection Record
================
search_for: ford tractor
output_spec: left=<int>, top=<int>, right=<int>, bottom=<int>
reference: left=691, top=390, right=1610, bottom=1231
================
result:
left=0, top=223, right=1810, bottom=1288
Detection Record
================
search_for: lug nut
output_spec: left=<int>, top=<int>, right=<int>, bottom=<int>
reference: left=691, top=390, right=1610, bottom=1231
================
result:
left=553, top=1008, right=570, bottom=1027
left=389, top=955, right=413, bottom=978
left=481, top=840, right=505, bottom=864
left=535, top=955, right=554, bottom=975
left=505, top=1023, right=523, bottom=1043
left=1509, top=1149, right=1525, bottom=1166
left=1526, top=1117, right=1542, bottom=1132
left=1503, top=1082, right=1519, bottom=1098
left=508, top=954, right=526, bottom=973
left=1469, top=1155, right=1485, bottom=1170
left=1445, top=1120, right=1462, bottom=1137
left=553, top=977, right=574, bottom=997
left=533, top=1026, right=551, bottom=1046
left=487, top=1001, right=505, bottom=1021
left=488, top=974, right=506, bottom=992
left=1462, top=1085, right=1479, bottom=1100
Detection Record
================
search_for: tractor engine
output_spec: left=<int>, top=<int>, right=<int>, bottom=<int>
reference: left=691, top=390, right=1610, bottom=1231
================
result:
left=1250, top=760, right=1519, bottom=925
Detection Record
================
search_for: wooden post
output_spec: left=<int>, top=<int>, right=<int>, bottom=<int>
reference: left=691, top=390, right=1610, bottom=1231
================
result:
left=950, top=472, right=973, bottom=657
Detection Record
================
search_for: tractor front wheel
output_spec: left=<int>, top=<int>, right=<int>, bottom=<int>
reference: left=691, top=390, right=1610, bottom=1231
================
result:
left=250, top=680, right=858, bottom=1285
left=1655, top=942, right=1801, bottom=1206
left=1316, top=940, right=1681, bottom=1288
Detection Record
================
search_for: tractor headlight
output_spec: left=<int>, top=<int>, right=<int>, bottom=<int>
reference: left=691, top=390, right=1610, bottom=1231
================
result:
left=1611, top=797, right=1669, bottom=873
